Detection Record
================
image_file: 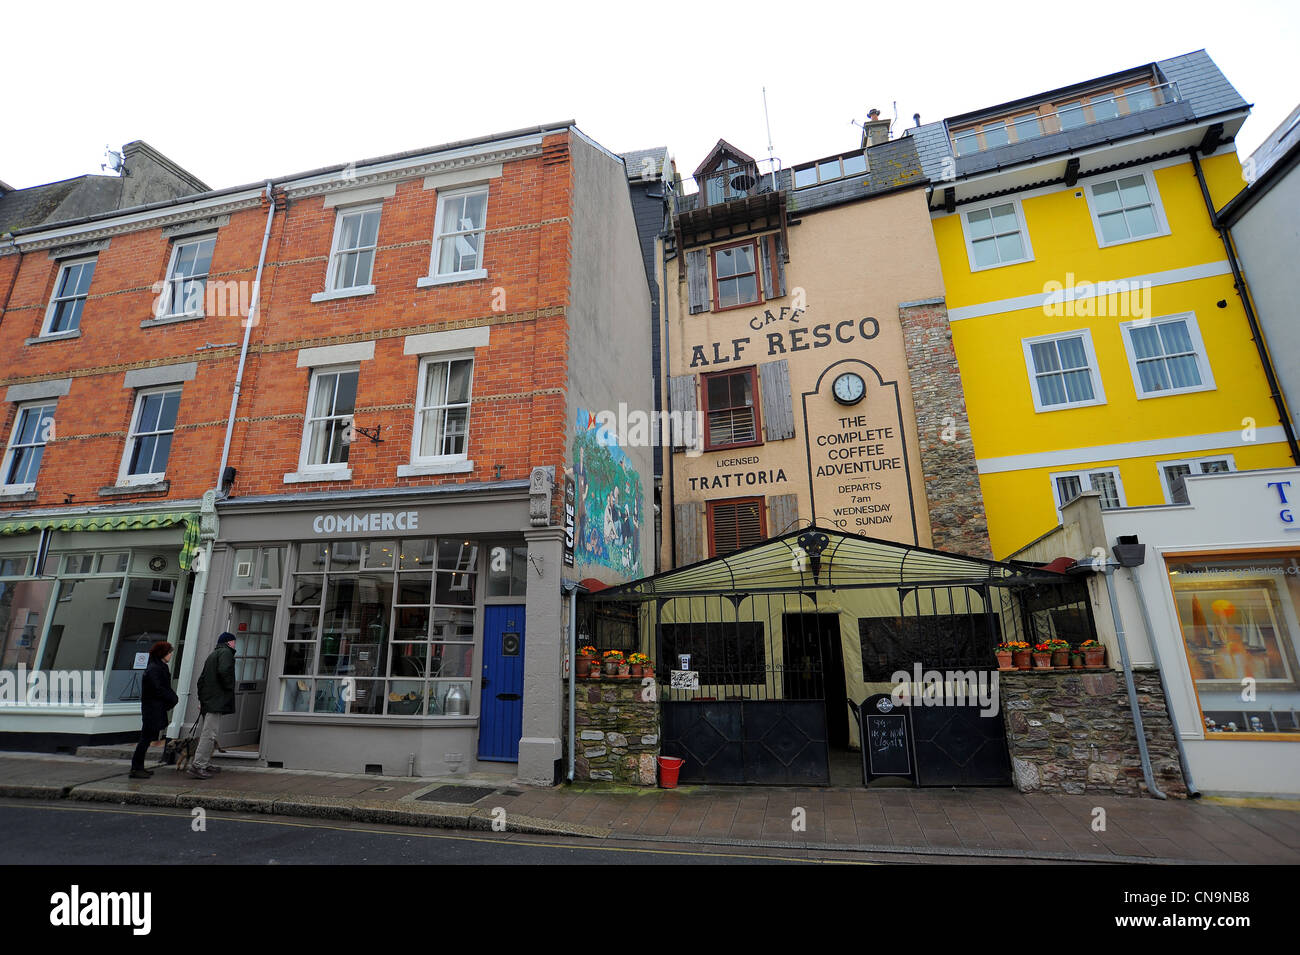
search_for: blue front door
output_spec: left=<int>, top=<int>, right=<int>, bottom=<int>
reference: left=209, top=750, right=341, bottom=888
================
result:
left=478, top=605, right=526, bottom=762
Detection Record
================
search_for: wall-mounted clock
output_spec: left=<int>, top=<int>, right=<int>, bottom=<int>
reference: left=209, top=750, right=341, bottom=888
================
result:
left=149, top=556, right=168, bottom=573
left=832, top=372, right=866, bottom=405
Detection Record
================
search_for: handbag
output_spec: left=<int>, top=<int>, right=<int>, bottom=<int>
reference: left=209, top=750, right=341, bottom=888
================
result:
left=164, top=717, right=201, bottom=770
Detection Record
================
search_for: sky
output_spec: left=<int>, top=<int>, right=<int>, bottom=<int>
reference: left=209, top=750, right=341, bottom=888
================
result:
left=2, top=0, right=1297, bottom=192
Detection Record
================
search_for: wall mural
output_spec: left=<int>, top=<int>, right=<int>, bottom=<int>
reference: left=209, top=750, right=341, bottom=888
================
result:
left=572, top=409, right=643, bottom=577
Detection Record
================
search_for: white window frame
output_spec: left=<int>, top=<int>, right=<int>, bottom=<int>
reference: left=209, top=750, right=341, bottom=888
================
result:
left=1156, top=455, right=1236, bottom=503
left=158, top=235, right=217, bottom=318
left=426, top=186, right=489, bottom=284
left=1, top=402, right=57, bottom=492
left=1049, top=467, right=1126, bottom=517
left=1084, top=168, right=1169, bottom=248
left=408, top=353, right=475, bottom=473
left=117, top=386, right=183, bottom=486
left=1021, top=329, right=1107, bottom=413
left=1119, top=312, right=1215, bottom=399
left=959, top=197, right=1034, bottom=272
left=42, top=256, right=97, bottom=335
left=297, top=364, right=360, bottom=476
left=322, top=205, right=381, bottom=297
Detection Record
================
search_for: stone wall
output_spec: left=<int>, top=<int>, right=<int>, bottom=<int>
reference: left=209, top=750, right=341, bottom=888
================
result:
left=898, top=298, right=992, bottom=558
left=571, top=677, right=661, bottom=786
left=1001, top=668, right=1188, bottom=798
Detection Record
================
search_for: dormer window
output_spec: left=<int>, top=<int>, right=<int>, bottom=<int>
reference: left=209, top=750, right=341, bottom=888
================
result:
left=693, top=140, right=761, bottom=207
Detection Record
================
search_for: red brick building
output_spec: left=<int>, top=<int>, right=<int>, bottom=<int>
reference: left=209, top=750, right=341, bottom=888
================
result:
left=0, top=124, right=653, bottom=785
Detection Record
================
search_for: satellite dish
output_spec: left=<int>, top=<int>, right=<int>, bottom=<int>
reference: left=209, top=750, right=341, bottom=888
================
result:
left=101, top=147, right=124, bottom=174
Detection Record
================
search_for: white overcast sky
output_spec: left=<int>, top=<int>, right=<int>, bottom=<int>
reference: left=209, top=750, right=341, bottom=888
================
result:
left=2, top=0, right=1297, bottom=192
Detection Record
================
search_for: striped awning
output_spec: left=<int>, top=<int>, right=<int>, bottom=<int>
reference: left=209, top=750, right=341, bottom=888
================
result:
left=0, top=511, right=202, bottom=570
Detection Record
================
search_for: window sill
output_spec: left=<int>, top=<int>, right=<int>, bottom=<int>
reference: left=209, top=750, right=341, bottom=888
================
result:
left=1134, top=383, right=1215, bottom=400
left=0, top=487, right=37, bottom=501
left=968, top=257, right=1034, bottom=273
left=141, top=312, right=204, bottom=328
left=267, top=712, right=478, bottom=728
left=310, top=285, right=375, bottom=304
left=25, top=330, right=81, bottom=345
left=703, top=440, right=764, bottom=453
left=1031, top=398, right=1107, bottom=414
left=397, top=460, right=474, bottom=477
left=99, top=481, right=170, bottom=497
left=712, top=299, right=764, bottom=314
left=417, top=269, right=488, bottom=288
left=1095, top=230, right=1169, bottom=249
left=283, top=468, right=352, bottom=484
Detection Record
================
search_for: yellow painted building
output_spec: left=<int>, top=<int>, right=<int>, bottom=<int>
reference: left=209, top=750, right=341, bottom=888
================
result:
left=908, top=51, right=1298, bottom=557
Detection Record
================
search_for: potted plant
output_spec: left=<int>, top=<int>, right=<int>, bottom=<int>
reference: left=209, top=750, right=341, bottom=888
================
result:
left=1080, top=640, right=1106, bottom=668
left=1047, top=638, right=1070, bottom=668
left=1070, top=651, right=1085, bottom=669
left=628, top=652, right=649, bottom=678
left=1006, top=641, right=1032, bottom=670
left=994, top=642, right=1016, bottom=670
left=1032, top=642, right=1054, bottom=669
left=578, top=645, right=597, bottom=678
left=602, top=649, right=624, bottom=676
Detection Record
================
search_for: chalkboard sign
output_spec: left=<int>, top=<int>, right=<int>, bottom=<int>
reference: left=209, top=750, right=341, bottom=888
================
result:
left=860, top=693, right=913, bottom=781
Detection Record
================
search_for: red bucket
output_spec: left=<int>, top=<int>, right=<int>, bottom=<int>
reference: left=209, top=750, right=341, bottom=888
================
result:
left=657, top=756, right=684, bottom=789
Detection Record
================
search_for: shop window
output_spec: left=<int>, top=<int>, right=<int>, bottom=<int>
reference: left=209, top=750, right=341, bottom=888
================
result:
left=229, top=546, right=285, bottom=591
left=1168, top=551, right=1300, bottom=736
left=2, top=403, right=57, bottom=491
left=486, top=544, right=528, bottom=597
left=1051, top=468, right=1124, bottom=513
left=708, top=496, right=767, bottom=557
left=961, top=200, right=1032, bottom=271
left=1121, top=314, right=1213, bottom=398
left=326, top=205, right=381, bottom=292
left=159, top=235, right=216, bottom=318
left=1158, top=456, right=1234, bottom=503
left=119, top=388, right=181, bottom=485
left=299, top=366, right=358, bottom=471
left=1022, top=330, right=1105, bottom=411
left=1087, top=170, right=1167, bottom=246
left=43, top=256, right=96, bottom=335
left=658, top=622, right=767, bottom=686
left=702, top=367, right=760, bottom=451
left=413, top=355, right=473, bottom=462
left=280, top=537, right=477, bottom=717
left=432, top=187, right=488, bottom=279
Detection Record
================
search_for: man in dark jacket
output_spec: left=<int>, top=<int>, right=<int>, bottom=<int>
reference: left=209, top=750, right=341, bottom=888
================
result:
left=189, top=631, right=237, bottom=779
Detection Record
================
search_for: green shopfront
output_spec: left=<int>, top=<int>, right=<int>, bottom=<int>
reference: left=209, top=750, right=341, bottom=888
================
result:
left=0, top=510, right=202, bottom=748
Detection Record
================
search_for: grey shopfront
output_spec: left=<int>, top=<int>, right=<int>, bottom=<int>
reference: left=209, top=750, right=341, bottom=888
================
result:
left=202, top=480, right=569, bottom=784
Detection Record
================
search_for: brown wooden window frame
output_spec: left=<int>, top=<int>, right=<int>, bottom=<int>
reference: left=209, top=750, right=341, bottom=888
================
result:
left=707, top=495, right=768, bottom=558
left=701, top=365, right=762, bottom=452
left=710, top=239, right=767, bottom=313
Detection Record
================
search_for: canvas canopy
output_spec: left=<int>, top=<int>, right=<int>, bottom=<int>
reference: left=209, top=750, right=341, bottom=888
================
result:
left=0, top=511, right=202, bottom=570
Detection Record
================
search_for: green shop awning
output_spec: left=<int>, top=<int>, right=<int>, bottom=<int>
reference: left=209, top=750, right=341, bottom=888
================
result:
left=0, top=511, right=202, bottom=570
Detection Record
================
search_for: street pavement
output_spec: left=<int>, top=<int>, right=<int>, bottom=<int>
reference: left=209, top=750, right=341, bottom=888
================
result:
left=0, top=748, right=1296, bottom=864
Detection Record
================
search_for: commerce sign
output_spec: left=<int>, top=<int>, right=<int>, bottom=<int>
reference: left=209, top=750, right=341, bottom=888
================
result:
left=311, top=511, right=420, bottom=535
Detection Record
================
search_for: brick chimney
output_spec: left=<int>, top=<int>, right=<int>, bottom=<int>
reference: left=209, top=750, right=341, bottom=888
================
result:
left=861, top=108, right=891, bottom=148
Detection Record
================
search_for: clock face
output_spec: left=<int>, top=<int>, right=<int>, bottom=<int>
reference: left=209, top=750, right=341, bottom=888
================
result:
left=832, top=372, right=866, bottom=405
left=148, top=556, right=167, bottom=573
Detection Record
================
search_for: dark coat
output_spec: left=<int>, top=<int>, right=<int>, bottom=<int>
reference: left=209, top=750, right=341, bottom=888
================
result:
left=141, top=658, right=179, bottom=733
left=197, top=644, right=237, bottom=715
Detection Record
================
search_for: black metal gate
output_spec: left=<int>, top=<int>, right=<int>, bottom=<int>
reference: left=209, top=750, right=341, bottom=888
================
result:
left=661, top=700, right=828, bottom=785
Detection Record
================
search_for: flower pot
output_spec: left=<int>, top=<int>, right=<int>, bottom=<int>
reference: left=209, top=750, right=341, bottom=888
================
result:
left=1051, top=650, right=1069, bottom=668
left=629, top=663, right=643, bottom=678
left=1070, top=655, right=1084, bottom=670
left=995, top=651, right=1014, bottom=670
left=1013, top=650, right=1032, bottom=670
left=587, top=659, right=601, bottom=678
left=1033, top=652, right=1053, bottom=669
left=617, top=664, right=631, bottom=678
left=1084, top=647, right=1106, bottom=668
left=577, top=655, right=592, bottom=677
left=643, top=669, right=655, bottom=681
left=604, top=659, right=619, bottom=676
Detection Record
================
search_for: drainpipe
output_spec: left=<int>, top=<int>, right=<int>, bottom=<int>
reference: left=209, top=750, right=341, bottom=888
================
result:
left=660, top=223, right=677, bottom=569
left=1085, top=559, right=1166, bottom=799
left=167, top=538, right=211, bottom=738
left=1127, top=566, right=1199, bottom=796
left=217, top=181, right=277, bottom=488
left=1188, top=149, right=1299, bottom=465
left=563, top=578, right=579, bottom=781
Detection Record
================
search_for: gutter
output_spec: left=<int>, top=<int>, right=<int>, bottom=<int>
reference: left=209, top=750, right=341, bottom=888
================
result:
left=1189, top=149, right=1300, bottom=464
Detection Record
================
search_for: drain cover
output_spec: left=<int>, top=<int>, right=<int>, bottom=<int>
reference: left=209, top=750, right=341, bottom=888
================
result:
left=416, top=785, right=498, bottom=804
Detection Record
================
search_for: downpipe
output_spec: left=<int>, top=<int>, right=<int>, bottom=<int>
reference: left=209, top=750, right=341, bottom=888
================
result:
left=564, top=578, right=579, bottom=782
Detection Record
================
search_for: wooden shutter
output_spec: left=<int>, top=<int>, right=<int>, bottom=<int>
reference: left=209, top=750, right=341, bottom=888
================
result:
left=708, top=497, right=767, bottom=557
left=674, top=502, right=704, bottom=566
left=768, top=493, right=798, bottom=536
left=686, top=248, right=709, bottom=314
left=760, top=234, right=786, bottom=298
left=759, top=358, right=794, bottom=440
left=668, top=374, right=698, bottom=452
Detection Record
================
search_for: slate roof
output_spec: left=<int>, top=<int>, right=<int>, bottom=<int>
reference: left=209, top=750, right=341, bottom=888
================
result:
left=621, top=147, right=669, bottom=181
left=907, top=49, right=1249, bottom=184
left=0, top=175, right=122, bottom=235
left=1247, top=102, right=1300, bottom=181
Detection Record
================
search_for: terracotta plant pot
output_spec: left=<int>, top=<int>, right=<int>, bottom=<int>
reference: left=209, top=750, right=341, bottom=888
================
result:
left=629, top=663, right=643, bottom=678
left=1084, top=647, right=1106, bottom=668
left=995, top=651, right=1014, bottom=670
left=604, top=659, right=619, bottom=675
left=618, top=664, right=631, bottom=678
left=587, top=659, right=601, bottom=678
left=1033, top=652, right=1053, bottom=669
left=1070, top=655, right=1085, bottom=670
left=1051, top=650, right=1069, bottom=668
left=577, top=655, right=592, bottom=676
left=1013, top=650, right=1032, bottom=670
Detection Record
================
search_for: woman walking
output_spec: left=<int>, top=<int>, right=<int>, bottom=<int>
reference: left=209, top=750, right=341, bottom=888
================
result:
left=130, top=641, right=179, bottom=779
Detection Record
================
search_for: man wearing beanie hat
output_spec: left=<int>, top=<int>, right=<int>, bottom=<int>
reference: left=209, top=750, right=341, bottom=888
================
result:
left=190, top=631, right=237, bottom=779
